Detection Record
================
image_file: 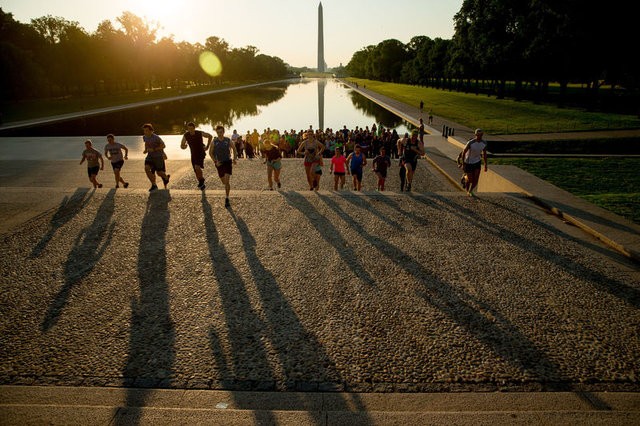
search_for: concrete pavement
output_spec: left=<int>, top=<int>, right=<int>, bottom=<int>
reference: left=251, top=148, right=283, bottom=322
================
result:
left=1, top=86, right=640, bottom=425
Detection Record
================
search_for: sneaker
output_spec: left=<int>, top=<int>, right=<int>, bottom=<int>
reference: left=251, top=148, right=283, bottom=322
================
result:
left=277, top=182, right=281, bottom=189
left=97, top=183, right=103, bottom=188
left=224, top=198, right=230, bottom=208
left=123, top=182, right=129, bottom=188
left=162, top=174, right=170, bottom=188
left=149, top=184, right=158, bottom=192
left=197, top=181, right=205, bottom=190
left=116, top=185, right=119, bottom=188
left=406, top=183, right=412, bottom=191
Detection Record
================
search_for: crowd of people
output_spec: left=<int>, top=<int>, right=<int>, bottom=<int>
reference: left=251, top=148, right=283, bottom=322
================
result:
left=230, top=124, right=410, bottom=161
left=80, top=122, right=487, bottom=207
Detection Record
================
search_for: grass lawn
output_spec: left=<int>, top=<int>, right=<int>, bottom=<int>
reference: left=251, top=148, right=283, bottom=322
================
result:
left=347, top=78, right=640, bottom=135
left=490, top=157, right=640, bottom=224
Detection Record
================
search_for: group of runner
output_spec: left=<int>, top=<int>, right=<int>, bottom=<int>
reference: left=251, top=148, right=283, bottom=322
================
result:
left=80, top=123, right=487, bottom=204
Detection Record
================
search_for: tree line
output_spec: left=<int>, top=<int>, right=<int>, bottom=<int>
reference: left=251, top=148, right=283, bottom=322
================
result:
left=346, top=0, right=637, bottom=113
left=0, top=8, right=289, bottom=101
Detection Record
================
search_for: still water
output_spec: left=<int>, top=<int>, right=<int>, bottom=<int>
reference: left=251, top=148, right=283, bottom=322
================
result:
left=0, top=79, right=414, bottom=160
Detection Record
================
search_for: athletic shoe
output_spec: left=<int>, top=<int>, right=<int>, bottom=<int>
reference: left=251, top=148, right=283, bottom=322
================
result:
left=123, top=182, right=129, bottom=188
left=224, top=198, right=230, bottom=208
left=116, top=185, right=119, bottom=188
left=149, top=184, right=158, bottom=192
left=162, top=174, right=170, bottom=188
left=97, top=183, right=103, bottom=188
left=197, top=181, right=204, bottom=190
left=406, top=183, right=412, bottom=191
left=277, top=182, right=281, bottom=189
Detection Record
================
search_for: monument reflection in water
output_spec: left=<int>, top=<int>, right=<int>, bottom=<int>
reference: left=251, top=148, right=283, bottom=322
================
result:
left=0, top=79, right=414, bottom=159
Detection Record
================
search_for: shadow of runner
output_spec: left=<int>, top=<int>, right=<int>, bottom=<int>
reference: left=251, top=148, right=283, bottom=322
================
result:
left=316, top=193, right=574, bottom=391
left=282, top=191, right=377, bottom=287
left=41, top=189, right=115, bottom=331
left=424, top=194, right=640, bottom=309
left=30, top=188, right=94, bottom=258
left=115, top=191, right=174, bottom=426
left=200, top=193, right=274, bottom=383
left=229, top=210, right=350, bottom=425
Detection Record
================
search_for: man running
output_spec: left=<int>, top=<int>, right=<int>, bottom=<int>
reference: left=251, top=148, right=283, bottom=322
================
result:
left=402, top=130, right=425, bottom=192
left=180, top=122, right=212, bottom=190
left=461, top=128, right=488, bottom=197
left=142, top=123, right=170, bottom=191
left=80, top=139, right=104, bottom=189
left=104, top=134, right=129, bottom=188
left=209, top=125, right=238, bottom=207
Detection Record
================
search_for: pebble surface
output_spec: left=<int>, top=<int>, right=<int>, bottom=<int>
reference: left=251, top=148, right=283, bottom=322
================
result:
left=1, top=158, right=638, bottom=392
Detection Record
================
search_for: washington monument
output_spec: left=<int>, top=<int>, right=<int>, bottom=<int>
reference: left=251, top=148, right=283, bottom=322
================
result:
left=317, top=2, right=325, bottom=72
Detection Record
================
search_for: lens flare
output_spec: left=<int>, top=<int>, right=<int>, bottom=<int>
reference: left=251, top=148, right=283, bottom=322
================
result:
left=199, top=51, right=223, bottom=77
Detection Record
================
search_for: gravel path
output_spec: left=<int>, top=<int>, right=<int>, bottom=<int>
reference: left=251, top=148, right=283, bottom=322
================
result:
left=1, top=159, right=638, bottom=393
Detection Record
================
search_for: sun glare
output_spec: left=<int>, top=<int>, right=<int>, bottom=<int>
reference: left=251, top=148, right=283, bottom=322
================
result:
left=129, top=0, right=178, bottom=24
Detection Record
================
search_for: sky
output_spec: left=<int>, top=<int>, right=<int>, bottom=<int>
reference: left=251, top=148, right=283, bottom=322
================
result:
left=1, top=0, right=464, bottom=68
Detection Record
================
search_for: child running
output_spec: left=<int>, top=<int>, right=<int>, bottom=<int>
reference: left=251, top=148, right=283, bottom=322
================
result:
left=330, top=147, right=347, bottom=191
left=372, top=147, right=391, bottom=191
left=346, top=144, right=367, bottom=191
left=80, top=139, right=104, bottom=188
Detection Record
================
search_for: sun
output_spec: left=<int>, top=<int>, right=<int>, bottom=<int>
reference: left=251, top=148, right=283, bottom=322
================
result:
left=128, top=0, right=178, bottom=24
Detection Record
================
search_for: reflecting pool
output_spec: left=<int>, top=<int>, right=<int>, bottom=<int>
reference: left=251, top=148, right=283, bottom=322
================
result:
left=0, top=79, right=415, bottom=160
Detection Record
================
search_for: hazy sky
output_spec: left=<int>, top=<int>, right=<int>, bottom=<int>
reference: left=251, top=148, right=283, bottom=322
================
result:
left=2, top=0, right=464, bottom=67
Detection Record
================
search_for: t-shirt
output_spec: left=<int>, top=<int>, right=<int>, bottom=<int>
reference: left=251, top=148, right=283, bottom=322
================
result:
left=265, top=145, right=281, bottom=162
left=331, top=155, right=347, bottom=173
left=83, top=148, right=101, bottom=168
left=464, top=139, right=487, bottom=164
left=184, top=130, right=206, bottom=158
left=104, top=142, right=125, bottom=163
left=143, top=133, right=165, bottom=159
left=373, top=155, right=391, bottom=174
left=404, top=139, right=420, bottom=162
left=350, top=152, right=365, bottom=171
left=213, top=137, right=233, bottom=162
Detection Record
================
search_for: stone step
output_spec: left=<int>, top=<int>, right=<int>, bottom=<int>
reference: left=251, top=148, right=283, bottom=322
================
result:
left=2, top=386, right=639, bottom=425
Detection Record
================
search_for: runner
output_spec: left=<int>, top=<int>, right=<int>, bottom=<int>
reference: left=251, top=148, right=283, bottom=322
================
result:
left=142, top=123, right=170, bottom=192
left=209, top=125, right=238, bottom=207
left=372, top=147, right=391, bottom=191
left=180, top=122, right=212, bottom=190
left=296, top=130, right=325, bottom=191
left=402, top=130, right=424, bottom=192
left=346, top=144, right=367, bottom=191
left=80, top=139, right=104, bottom=189
left=330, top=147, right=347, bottom=191
left=103, top=134, right=129, bottom=188
left=461, top=128, right=488, bottom=197
left=263, top=138, right=282, bottom=190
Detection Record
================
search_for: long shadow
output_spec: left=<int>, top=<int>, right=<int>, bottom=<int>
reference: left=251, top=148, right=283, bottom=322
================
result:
left=41, top=189, right=115, bottom=331
left=336, top=193, right=405, bottom=231
left=228, top=210, right=354, bottom=425
left=116, top=191, right=174, bottom=426
left=201, top=193, right=278, bottom=424
left=316, top=192, right=593, bottom=394
left=420, top=194, right=640, bottom=309
left=282, top=191, right=377, bottom=287
left=484, top=195, right=640, bottom=267
left=30, top=188, right=94, bottom=258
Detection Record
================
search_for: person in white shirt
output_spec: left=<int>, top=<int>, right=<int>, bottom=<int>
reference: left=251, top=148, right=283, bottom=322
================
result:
left=461, top=128, right=488, bottom=197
